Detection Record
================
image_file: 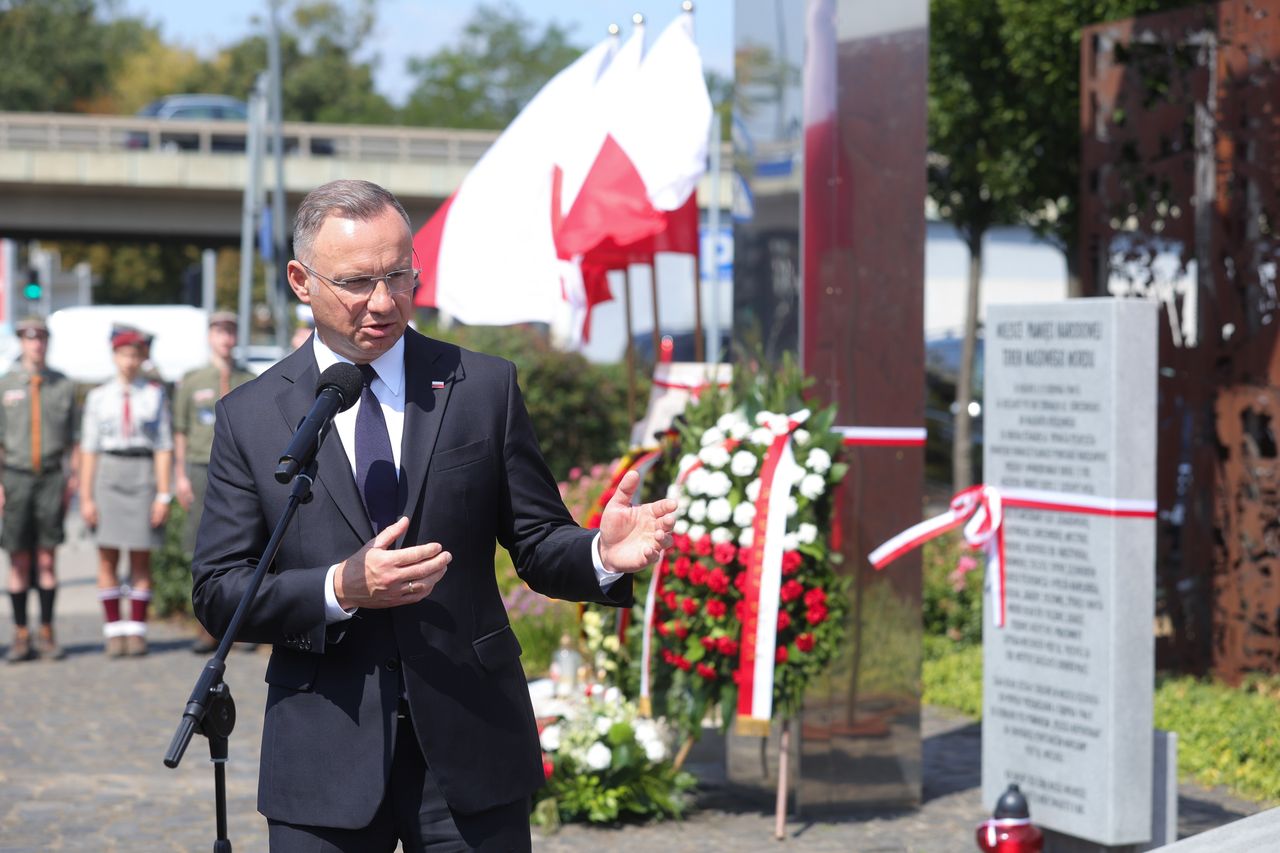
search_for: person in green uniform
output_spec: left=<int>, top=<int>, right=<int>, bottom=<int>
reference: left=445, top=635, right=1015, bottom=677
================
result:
left=174, top=311, right=254, bottom=653
left=1, top=316, right=79, bottom=662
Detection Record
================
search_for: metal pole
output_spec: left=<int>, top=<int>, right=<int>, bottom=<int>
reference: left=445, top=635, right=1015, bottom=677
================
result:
left=650, top=263, right=662, bottom=365
left=706, top=113, right=723, bottom=363
left=624, top=269, right=636, bottom=426
left=75, top=261, right=91, bottom=307
left=238, top=77, right=266, bottom=361
left=268, top=0, right=289, bottom=350
left=202, top=248, right=217, bottom=313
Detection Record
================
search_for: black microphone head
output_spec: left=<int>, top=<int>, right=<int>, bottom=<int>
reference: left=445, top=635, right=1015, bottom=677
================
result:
left=317, top=362, right=364, bottom=412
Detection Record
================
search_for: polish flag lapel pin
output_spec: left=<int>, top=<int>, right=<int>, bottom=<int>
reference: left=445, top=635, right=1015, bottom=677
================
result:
left=431, top=380, right=446, bottom=390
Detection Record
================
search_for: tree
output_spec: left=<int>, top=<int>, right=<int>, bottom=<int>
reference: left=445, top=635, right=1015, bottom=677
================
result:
left=928, top=0, right=1025, bottom=489
left=83, top=29, right=206, bottom=115
left=0, top=0, right=148, bottom=112
left=401, top=2, right=582, bottom=129
left=993, top=0, right=1198, bottom=296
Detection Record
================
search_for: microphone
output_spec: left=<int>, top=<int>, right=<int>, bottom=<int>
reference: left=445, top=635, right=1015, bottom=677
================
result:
left=275, top=362, right=364, bottom=483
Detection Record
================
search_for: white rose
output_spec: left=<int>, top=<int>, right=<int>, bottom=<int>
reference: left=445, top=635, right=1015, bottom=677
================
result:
left=709, top=471, right=733, bottom=498
left=699, top=444, right=731, bottom=468
left=806, top=448, right=832, bottom=474
left=688, top=499, right=707, bottom=523
left=738, top=527, right=754, bottom=547
left=596, top=715, right=613, bottom=735
left=706, top=497, right=732, bottom=525
left=730, top=450, right=758, bottom=478
left=687, top=524, right=707, bottom=541
left=782, top=532, right=801, bottom=551
left=586, top=741, right=612, bottom=771
left=604, top=686, right=621, bottom=705
left=668, top=484, right=683, bottom=502
left=677, top=495, right=691, bottom=513
left=733, top=501, right=757, bottom=528
left=540, top=724, right=562, bottom=752
left=716, top=412, right=742, bottom=432
left=749, top=427, right=775, bottom=447
left=729, top=420, right=752, bottom=440
left=766, top=414, right=792, bottom=436
left=799, top=473, right=825, bottom=500
left=787, top=495, right=799, bottom=517
left=798, top=522, right=818, bottom=544
left=745, top=479, right=762, bottom=502
left=643, top=737, right=667, bottom=763
left=634, top=718, right=658, bottom=743
left=678, top=454, right=699, bottom=476
left=685, top=468, right=710, bottom=496
left=754, top=410, right=775, bottom=426
left=674, top=519, right=689, bottom=535
left=699, top=426, right=726, bottom=447
left=710, top=526, right=733, bottom=544
left=792, top=428, right=810, bottom=446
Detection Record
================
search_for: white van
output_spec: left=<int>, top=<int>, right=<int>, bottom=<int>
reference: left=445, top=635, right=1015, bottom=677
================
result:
left=46, top=305, right=212, bottom=384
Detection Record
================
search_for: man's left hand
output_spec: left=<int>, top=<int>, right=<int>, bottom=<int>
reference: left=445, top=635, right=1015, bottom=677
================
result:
left=597, top=470, right=678, bottom=574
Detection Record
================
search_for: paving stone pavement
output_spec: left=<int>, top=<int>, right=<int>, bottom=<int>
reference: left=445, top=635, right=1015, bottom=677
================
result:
left=0, top=521, right=1265, bottom=851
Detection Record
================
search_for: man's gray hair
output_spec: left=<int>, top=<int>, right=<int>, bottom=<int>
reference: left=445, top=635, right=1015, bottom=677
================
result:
left=292, top=179, right=412, bottom=262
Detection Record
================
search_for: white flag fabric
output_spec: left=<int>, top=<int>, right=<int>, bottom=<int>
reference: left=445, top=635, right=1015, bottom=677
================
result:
left=414, top=37, right=616, bottom=325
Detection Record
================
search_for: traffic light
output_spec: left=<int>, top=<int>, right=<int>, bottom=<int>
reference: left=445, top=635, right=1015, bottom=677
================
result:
left=23, top=267, right=41, bottom=301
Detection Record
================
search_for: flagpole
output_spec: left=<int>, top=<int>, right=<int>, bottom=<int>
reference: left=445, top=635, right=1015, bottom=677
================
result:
left=650, top=260, right=662, bottom=364
left=685, top=1, right=706, bottom=364
left=624, top=268, right=637, bottom=426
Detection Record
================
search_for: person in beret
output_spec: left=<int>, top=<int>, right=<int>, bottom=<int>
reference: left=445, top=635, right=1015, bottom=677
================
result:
left=174, top=311, right=255, bottom=653
left=0, top=316, right=79, bottom=662
left=79, top=327, right=173, bottom=657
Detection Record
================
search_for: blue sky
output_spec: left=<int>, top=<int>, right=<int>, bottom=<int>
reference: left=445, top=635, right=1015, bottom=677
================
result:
left=121, top=1, right=733, bottom=106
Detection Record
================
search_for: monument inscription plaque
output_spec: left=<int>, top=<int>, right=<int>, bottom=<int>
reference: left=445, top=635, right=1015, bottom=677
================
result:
left=982, top=299, right=1157, bottom=846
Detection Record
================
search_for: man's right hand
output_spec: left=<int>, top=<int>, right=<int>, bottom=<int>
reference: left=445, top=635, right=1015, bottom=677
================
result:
left=333, top=516, right=451, bottom=610
left=81, top=497, right=98, bottom=528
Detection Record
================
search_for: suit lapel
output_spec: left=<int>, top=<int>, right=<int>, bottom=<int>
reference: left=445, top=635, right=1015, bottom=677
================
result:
left=400, top=330, right=460, bottom=545
left=275, top=346, right=371, bottom=542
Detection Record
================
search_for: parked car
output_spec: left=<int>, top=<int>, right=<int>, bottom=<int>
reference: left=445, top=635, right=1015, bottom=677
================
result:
left=125, top=94, right=334, bottom=155
left=126, top=95, right=250, bottom=152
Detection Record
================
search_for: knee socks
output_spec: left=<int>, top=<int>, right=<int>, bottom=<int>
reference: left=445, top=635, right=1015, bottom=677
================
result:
left=9, top=589, right=29, bottom=628
left=37, top=586, right=56, bottom=626
left=99, top=587, right=151, bottom=638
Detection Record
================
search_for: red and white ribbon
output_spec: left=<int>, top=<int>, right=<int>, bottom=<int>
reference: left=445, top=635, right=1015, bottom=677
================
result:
left=868, top=485, right=1156, bottom=628
left=833, top=425, right=926, bottom=447
left=734, top=411, right=808, bottom=734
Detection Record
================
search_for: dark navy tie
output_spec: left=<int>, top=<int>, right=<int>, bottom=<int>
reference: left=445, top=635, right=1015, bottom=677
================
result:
left=355, top=363, right=397, bottom=534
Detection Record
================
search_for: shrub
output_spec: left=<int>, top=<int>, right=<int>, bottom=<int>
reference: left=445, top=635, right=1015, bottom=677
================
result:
left=426, top=323, right=642, bottom=480
left=151, top=504, right=193, bottom=618
left=923, top=536, right=984, bottom=647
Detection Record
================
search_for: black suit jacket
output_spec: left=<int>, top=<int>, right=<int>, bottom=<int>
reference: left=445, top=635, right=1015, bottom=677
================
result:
left=192, top=329, right=632, bottom=828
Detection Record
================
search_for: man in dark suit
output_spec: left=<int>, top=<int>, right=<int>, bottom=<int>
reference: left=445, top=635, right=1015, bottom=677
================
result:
left=192, top=179, right=675, bottom=851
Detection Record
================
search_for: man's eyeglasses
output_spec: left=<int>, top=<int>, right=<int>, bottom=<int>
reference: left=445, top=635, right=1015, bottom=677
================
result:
left=298, top=261, right=419, bottom=299
left=18, top=330, right=48, bottom=341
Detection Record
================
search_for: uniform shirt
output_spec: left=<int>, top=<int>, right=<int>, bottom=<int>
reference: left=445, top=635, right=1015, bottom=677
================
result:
left=173, top=362, right=255, bottom=466
left=81, top=377, right=173, bottom=454
left=0, top=365, right=78, bottom=470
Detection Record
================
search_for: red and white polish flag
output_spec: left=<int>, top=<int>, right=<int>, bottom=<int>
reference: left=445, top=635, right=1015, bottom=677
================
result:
left=413, top=37, right=617, bottom=326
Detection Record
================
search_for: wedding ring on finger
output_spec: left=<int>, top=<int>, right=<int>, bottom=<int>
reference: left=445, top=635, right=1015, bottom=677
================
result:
left=406, top=581, right=418, bottom=594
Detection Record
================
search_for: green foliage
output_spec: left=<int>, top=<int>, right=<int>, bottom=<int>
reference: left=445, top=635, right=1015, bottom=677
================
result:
left=402, top=2, right=582, bottom=129
left=0, top=0, right=148, bottom=112
left=1155, top=674, right=1280, bottom=803
left=151, top=503, right=194, bottom=618
left=923, top=536, right=985, bottom=646
left=922, top=636, right=984, bottom=719
left=427, top=323, right=639, bottom=480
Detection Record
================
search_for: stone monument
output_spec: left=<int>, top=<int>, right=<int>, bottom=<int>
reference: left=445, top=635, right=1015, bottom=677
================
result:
left=982, top=299, right=1159, bottom=847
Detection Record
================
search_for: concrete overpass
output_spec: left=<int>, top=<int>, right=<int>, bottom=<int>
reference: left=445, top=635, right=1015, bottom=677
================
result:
left=0, top=112, right=738, bottom=244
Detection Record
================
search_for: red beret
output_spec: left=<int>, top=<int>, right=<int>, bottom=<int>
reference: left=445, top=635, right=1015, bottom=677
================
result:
left=111, top=329, right=146, bottom=350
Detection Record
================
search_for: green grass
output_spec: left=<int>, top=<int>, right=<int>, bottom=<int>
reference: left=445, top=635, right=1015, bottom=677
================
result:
left=923, top=640, right=1280, bottom=804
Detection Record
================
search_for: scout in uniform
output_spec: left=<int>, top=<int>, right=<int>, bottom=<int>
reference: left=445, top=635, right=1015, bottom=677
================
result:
left=79, top=328, right=173, bottom=657
left=0, top=317, right=79, bottom=662
left=173, top=311, right=254, bottom=653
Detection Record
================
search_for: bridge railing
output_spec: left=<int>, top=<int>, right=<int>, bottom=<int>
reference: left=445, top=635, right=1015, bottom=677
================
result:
left=0, top=111, right=501, bottom=164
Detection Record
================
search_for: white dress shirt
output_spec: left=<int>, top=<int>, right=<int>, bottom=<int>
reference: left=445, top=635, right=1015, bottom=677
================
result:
left=316, top=332, right=619, bottom=623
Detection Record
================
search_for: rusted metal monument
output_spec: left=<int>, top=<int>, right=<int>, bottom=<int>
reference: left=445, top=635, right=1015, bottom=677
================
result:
left=1081, top=0, right=1280, bottom=680
left=730, top=0, right=928, bottom=809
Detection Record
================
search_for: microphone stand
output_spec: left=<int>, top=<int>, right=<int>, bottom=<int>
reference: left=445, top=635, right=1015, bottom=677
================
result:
left=163, top=458, right=319, bottom=853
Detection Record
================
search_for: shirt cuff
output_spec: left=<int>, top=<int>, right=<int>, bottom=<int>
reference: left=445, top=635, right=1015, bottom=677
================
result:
left=593, top=532, right=624, bottom=590
left=324, top=563, right=357, bottom=624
